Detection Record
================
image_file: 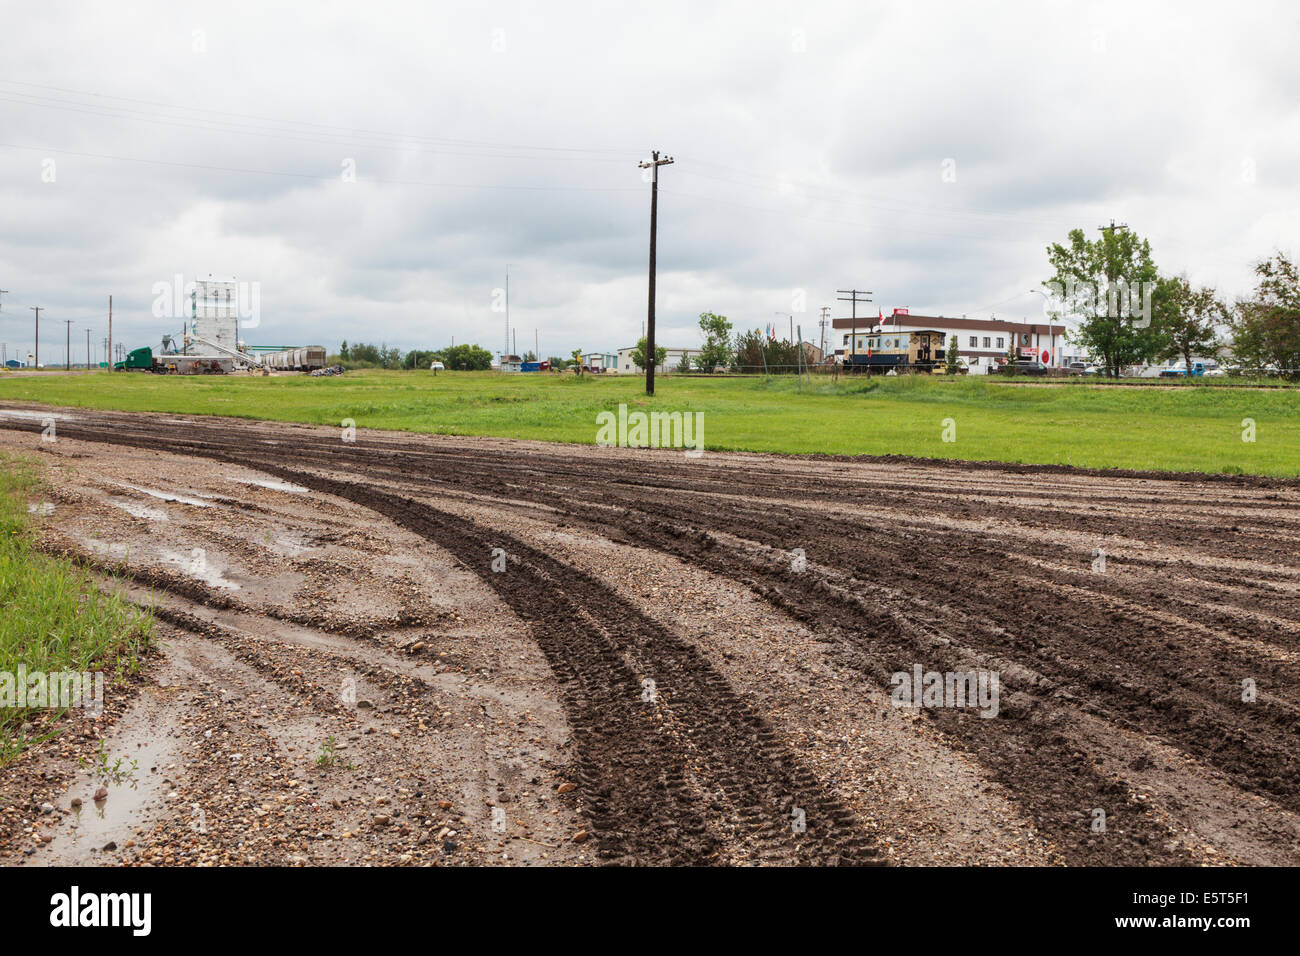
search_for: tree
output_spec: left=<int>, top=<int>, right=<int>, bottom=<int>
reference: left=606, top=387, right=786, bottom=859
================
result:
left=1156, top=275, right=1225, bottom=374
left=441, top=344, right=493, bottom=370
left=676, top=352, right=692, bottom=374
left=571, top=348, right=584, bottom=376
left=629, top=337, right=667, bottom=372
left=522, top=350, right=537, bottom=363
left=339, top=340, right=350, bottom=361
left=945, top=332, right=963, bottom=374
left=696, top=312, right=733, bottom=373
left=1232, top=252, right=1300, bottom=379
left=342, top=342, right=383, bottom=367
left=1045, top=226, right=1164, bottom=377
left=732, top=330, right=799, bottom=374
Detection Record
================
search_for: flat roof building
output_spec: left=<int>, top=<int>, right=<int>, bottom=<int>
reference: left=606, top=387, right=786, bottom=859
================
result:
left=832, top=311, right=1072, bottom=372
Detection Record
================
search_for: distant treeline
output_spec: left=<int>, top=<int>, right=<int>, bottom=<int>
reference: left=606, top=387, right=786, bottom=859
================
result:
left=334, top=342, right=495, bottom=370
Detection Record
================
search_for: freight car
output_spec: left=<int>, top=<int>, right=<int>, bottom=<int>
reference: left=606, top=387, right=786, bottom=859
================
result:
left=841, top=329, right=947, bottom=374
left=257, top=346, right=327, bottom=371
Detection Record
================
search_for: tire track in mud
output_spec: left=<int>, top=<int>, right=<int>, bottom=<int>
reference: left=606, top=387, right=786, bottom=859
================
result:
left=241, top=467, right=881, bottom=865
left=12, top=415, right=880, bottom=865
left=9, top=408, right=1300, bottom=864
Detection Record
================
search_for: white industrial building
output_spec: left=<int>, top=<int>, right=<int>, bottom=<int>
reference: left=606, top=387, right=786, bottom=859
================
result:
left=614, top=345, right=705, bottom=374
left=189, top=277, right=241, bottom=353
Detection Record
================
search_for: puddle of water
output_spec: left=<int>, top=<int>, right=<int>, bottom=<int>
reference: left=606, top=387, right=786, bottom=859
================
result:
left=114, top=482, right=212, bottom=508
left=0, top=409, right=67, bottom=421
left=160, top=549, right=240, bottom=590
left=84, top=537, right=130, bottom=560
left=108, top=497, right=169, bottom=521
left=63, top=734, right=174, bottom=852
left=238, top=478, right=310, bottom=494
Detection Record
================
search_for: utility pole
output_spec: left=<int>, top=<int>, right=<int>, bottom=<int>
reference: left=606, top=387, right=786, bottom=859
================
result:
left=108, top=295, right=112, bottom=373
left=819, top=306, right=830, bottom=358
left=0, top=289, right=9, bottom=315
left=504, top=265, right=511, bottom=359
left=64, top=319, right=73, bottom=370
left=30, top=306, right=41, bottom=368
left=836, top=289, right=872, bottom=373
left=638, top=150, right=674, bottom=396
left=87, top=328, right=91, bottom=369
left=535, top=328, right=539, bottom=363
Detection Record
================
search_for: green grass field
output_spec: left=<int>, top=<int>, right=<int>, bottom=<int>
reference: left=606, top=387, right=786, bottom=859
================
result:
left=1, top=370, right=1298, bottom=476
left=0, top=453, right=154, bottom=762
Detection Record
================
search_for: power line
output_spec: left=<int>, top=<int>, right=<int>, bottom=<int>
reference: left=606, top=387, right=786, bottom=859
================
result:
left=0, top=142, right=644, bottom=193
left=0, top=79, right=642, bottom=157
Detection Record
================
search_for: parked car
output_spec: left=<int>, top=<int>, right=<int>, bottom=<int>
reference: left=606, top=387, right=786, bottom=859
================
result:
left=998, top=360, right=1049, bottom=375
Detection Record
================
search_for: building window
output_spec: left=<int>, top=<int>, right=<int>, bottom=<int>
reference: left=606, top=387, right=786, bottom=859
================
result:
left=996, top=337, right=1004, bottom=349
left=1021, top=333, right=1031, bottom=345
left=983, top=337, right=991, bottom=348
left=843, top=334, right=850, bottom=346
left=969, top=336, right=978, bottom=347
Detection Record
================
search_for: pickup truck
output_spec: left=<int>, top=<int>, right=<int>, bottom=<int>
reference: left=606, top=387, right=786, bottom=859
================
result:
left=1159, top=362, right=1205, bottom=377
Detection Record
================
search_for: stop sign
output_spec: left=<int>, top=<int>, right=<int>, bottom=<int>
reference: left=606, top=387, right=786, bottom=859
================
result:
left=1041, top=350, right=1049, bottom=363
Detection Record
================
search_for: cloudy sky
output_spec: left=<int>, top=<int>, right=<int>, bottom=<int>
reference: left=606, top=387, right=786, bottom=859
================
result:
left=1, top=0, right=1295, bottom=364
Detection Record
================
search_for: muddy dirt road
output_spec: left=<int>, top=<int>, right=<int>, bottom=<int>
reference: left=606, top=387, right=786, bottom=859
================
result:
left=1, top=405, right=1297, bottom=866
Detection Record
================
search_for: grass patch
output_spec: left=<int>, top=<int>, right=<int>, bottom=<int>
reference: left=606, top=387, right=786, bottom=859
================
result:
left=1, top=370, right=1298, bottom=476
left=0, top=452, right=154, bottom=762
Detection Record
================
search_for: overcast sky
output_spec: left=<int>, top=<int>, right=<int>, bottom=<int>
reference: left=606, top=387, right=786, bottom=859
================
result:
left=2, top=0, right=1296, bottom=363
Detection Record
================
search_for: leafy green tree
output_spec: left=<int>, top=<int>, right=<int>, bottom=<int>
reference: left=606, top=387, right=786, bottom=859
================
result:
left=1232, top=252, right=1300, bottom=378
left=547, top=356, right=568, bottom=370
left=1155, top=275, right=1225, bottom=374
left=1045, top=226, right=1164, bottom=377
left=440, top=344, right=493, bottom=370
left=342, top=342, right=383, bottom=367
left=696, top=312, right=733, bottom=373
left=522, top=350, right=537, bottom=363
left=571, top=348, right=584, bottom=375
left=339, top=340, right=350, bottom=361
left=629, top=337, right=667, bottom=371
left=676, top=352, right=692, bottom=373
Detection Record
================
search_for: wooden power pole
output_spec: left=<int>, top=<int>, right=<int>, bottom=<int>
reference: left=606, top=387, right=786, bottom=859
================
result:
left=836, top=288, right=873, bottom=372
left=638, top=150, right=674, bottom=396
left=30, top=306, right=40, bottom=368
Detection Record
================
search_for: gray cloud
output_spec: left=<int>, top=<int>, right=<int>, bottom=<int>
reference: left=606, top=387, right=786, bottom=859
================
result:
left=1, top=0, right=1296, bottom=365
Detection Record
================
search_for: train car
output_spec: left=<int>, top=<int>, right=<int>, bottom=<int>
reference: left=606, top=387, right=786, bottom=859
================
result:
left=841, top=329, right=946, bottom=373
left=258, top=346, right=327, bottom=372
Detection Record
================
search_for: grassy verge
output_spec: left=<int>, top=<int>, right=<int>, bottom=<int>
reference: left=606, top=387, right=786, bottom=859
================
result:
left=1, top=369, right=1298, bottom=476
left=0, top=453, right=153, bottom=762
